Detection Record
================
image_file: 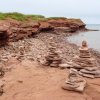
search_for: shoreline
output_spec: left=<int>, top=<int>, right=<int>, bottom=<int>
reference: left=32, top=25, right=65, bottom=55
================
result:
left=0, top=30, right=100, bottom=100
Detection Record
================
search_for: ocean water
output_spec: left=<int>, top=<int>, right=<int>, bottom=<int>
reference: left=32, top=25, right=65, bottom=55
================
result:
left=67, top=24, right=100, bottom=52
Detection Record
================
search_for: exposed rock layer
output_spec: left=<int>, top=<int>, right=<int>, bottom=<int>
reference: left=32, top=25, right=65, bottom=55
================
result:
left=0, top=18, right=86, bottom=46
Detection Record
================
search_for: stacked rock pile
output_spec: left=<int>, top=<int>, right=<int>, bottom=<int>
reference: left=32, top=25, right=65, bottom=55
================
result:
left=73, top=41, right=97, bottom=69
left=45, top=46, right=61, bottom=67
left=62, top=68, right=86, bottom=93
left=44, top=38, right=62, bottom=67
left=73, top=41, right=100, bottom=78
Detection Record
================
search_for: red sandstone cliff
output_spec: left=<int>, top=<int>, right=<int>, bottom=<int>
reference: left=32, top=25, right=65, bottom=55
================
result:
left=48, top=18, right=86, bottom=31
left=0, top=18, right=86, bottom=46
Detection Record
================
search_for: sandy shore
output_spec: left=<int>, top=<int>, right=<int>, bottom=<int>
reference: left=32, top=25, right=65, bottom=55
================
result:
left=0, top=31, right=100, bottom=100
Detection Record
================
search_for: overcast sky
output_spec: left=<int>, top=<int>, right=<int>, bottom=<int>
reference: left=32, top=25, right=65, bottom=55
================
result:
left=0, top=0, right=100, bottom=24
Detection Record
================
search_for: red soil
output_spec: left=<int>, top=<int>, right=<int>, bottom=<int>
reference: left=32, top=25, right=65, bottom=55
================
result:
left=0, top=59, right=100, bottom=100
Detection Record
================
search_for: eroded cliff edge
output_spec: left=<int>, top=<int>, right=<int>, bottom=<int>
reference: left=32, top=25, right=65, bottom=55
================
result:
left=0, top=18, right=86, bottom=46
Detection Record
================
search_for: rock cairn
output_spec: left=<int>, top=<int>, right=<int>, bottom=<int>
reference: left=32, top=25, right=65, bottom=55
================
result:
left=62, top=68, right=86, bottom=93
left=45, top=38, right=62, bottom=67
left=73, top=41, right=97, bottom=69
left=73, top=41, right=100, bottom=78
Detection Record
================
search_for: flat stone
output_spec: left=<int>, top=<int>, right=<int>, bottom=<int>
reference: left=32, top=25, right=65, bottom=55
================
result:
left=49, top=52, right=58, bottom=56
left=74, top=62, right=95, bottom=67
left=79, top=53, right=90, bottom=56
left=74, top=60, right=95, bottom=65
left=50, top=63, right=59, bottom=67
left=84, top=67, right=98, bottom=71
left=66, top=62, right=82, bottom=69
left=52, top=61, right=60, bottom=64
left=74, top=57, right=95, bottom=62
left=79, top=71, right=95, bottom=79
left=59, top=63, right=73, bottom=69
left=80, top=69, right=100, bottom=75
left=80, top=50, right=90, bottom=53
left=79, top=56, right=91, bottom=58
left=79, top=47, right=89, bottom=51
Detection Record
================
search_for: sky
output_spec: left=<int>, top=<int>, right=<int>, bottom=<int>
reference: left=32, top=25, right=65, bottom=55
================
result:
left=0, top=0, right=100, bottom=24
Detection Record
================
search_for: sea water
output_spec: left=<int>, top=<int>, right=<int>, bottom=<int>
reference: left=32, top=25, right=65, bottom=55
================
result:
left=68, top=24, right=100, bottom=52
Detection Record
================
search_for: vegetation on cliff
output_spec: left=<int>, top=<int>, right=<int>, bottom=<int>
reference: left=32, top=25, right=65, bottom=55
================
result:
left=0, top=12, right=45, bottom=21
left=0, top=12, right=85, bottom=26
left=0, top=12, right=86, bottom=46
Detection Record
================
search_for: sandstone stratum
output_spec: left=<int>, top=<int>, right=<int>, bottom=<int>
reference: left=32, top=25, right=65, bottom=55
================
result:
left=0, top=17, right=86, bottom=46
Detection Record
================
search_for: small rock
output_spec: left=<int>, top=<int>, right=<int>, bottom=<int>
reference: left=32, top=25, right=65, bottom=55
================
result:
left=59, top=63, right=73, bottom=69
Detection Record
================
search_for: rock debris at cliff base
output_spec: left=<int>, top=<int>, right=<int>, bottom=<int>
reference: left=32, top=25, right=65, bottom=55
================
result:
left=0, top=18, right=86, bottom=46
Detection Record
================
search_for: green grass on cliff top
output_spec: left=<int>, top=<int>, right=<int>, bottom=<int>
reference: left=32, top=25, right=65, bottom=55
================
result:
left=0, top=12, right=84, bottom=26
left=0, top=12, right=46, bottom=21
left=0, top=12, right=68, bottom=21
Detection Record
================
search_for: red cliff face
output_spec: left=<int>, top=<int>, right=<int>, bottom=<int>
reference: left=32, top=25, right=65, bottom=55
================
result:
left=48, top=18, right=86, bottom=32
left=0, top=18, right=86, bottom=46
left=39, top=22, right=54, bottom=32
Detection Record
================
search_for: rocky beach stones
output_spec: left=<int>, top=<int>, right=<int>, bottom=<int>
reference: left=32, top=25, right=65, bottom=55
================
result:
left=45, top=44, right=62, bottom=67
left=62, top=69, right=86, bottom=93
left=45, top=38, right=61, bottom=67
